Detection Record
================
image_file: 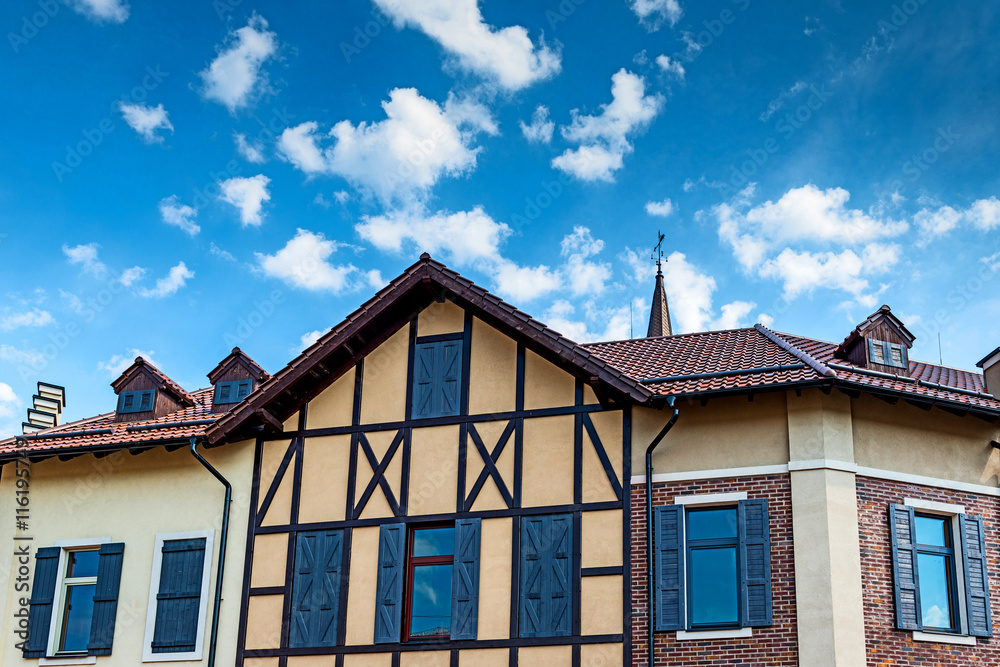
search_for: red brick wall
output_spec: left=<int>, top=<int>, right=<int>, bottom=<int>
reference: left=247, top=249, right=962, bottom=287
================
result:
left=630, top=474, right=798, bottom=666
left=858, top=475, right=1000, bottom=665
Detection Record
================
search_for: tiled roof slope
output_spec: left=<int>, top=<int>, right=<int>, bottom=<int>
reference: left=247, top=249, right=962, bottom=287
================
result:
left=0, top=387, right=221, bottom=462
left=585, top=327, right=1000, bottom=415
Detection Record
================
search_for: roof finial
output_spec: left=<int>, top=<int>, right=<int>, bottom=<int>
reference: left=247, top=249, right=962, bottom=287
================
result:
left=652, top=230, right=666, bottom=276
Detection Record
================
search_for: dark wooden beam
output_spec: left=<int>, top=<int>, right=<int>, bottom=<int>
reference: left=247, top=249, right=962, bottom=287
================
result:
left=256, top=408, right=284, bottom=433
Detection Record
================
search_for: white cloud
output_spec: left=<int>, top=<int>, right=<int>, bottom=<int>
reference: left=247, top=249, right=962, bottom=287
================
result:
left=365, top=269, right=384, bottom=288
left=299, top=330, right=324, bottom=350
left=968, top=197, right=1000, bottom=230
left=210, top=243, right=236, bottom=262
left=67, top=0, right=128, bottom=23
left=1, top=309, right=54, bottom=331
left=758, top=313, right=775, bottom=328
left=629, top=0, right=683, bottom=30
left=914, top=205, right=961, bottom=244
left=119, top=102, right=173, bottom=143
left=520, top=105, right=554, bottom=144
left=981, top=252, right=1000, bottom=272
left=97, top=349, right=156, bottom=377
left=358, top=206, right=509, bottom=267
left=655, top=54, right=685, bottom=79
left=645, top=199, right=674, bottom=217
left=137, top=262, right=194, bottom=298
left=158, top=195, right=200, bottom=235
left=256, top=229, right=357, bottom=293
left=542, top=299, right=638, bottom=343
left=234, top=132, right=266, bottom=163
left=219, top=174, right=271, bottom=226
left=560, top=226, right=610, bottom=296
left=0, top=345, right=45, bottom=367
left=278, top=90, right=496, bottom=205
left=199, top=14, right=278, bottom=112
left=759, top=81, right=807, bottom=122
left=63, top=243, right=107, bottom=277
left=493, top=261, right=562, bottom=303
left=0, top=382, right=21, bottom=428
left=372, top=0, right=560, bottom=90
left=119, top=266, right=146, bottom=286
left=60, top=290, right=86, bottom=315
left=553, top=69, right=663, bottom=182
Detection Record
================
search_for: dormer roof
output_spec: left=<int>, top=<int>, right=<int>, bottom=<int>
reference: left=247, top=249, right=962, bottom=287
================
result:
left=110, top=356, right=196, bottom=407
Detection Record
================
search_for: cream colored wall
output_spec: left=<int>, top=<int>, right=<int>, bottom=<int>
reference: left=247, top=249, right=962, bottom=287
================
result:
left=0, top=441, right=254, bottom=666
left=521, top=416, right=575, bottom=507
left=523, top=351, right=575, bottom=410
left=852, top=392, right=999, bottom=486
left=468, top=318, right=517, bottom=415
left=632, top=392, right=790, bottom=474
left=307, top=367, right=355, bottom=429
left=361, top=326, right=410, bottom=425
left=478, top=518, right=512, bottom=640
left=417, top=300, right=465, bottom=336
left=345, top=526, right=379, bottom=646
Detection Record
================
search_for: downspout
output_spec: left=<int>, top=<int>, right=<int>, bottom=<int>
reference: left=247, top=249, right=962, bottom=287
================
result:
left=645, top=396, right=679, bottom=667
left=189, top=437, right=231, bottom=667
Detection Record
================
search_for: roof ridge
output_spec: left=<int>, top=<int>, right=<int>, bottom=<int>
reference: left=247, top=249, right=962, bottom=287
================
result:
left=754, top=324, right=837, bottom=378
left=584, top=327, right=758, bottom=347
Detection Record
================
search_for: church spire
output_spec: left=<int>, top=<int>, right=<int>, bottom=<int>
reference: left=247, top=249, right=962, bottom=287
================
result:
left=646, top=232, right=673, bottom=337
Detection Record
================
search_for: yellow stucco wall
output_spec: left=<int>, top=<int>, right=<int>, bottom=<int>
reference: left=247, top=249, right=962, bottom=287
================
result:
left=307, top=366, right=355, bottom=429
left=361, top=326, right=410, bottom=425
left=521, top=416, right=575, bottom=507
left=0, top=441, right=253, bottom=666
left=408, top=425, right=460, bottom=515
left=468, top=318, right=517, bottom=415
left=523, top=350, right=575, bottom=410
left=345, top=526, right=380, bottom=646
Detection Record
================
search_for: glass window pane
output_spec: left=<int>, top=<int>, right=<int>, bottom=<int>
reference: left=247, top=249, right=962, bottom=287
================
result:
left=917, top=553, right=954, bottom=629
left=60, top=583, right=96, bottom=652
left=689, top=547, right=738, bottom=626
left=914, top=515, right=949, bottom=548
left=67, top=550, right=100, bottom=578
left=409, top=564, right=452, bottom=637
left=413, top=527, right=455, bottom=557
left=686, top=508, right=738, bottom=541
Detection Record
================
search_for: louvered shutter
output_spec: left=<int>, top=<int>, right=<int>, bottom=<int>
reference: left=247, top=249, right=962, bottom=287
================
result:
left=739, top=500, right=772, bottom=627
left=290, top=530, right=342, bottom=647
left=960, top=514, right=993, bottom=637
left=412, top=340, right=463, bottom=419
left=889, top=504, right=922, bottom=630
left=451, top=519, right=481, bottom=640
left=236, top=380, right=252, bottom=400
left=87, top=542, right=125, bottom=655
left=138, top=390, right=154, bottom=411
left=151, top=538, right=207, bottom=653
left=23, top=546, right=60, bottom=658
left=519, top=514, right=573, bottom=638
left=374, top=524, right=405, bottom=643
left=654, top=505, right=685, bottom=631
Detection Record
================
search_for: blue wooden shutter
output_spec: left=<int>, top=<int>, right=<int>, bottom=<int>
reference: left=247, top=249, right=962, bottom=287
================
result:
left=960, top=514, right=993, bottom=637
left=374, top=523, right=405, bottom=643
left=87, top=542, right=125, bottom=655
left=451, top=518, right=481, bottom=640
left=739, top=500, right=772, bottom=627
left=236, top=380, right=252, bottom=400
left=412, top=340, right=463, bottom=419
left=519, top=514, right=573, bottom=638
left=23, top=546, right=60, bottom=658
left=888, top=504, right=922, bottom=630
left=290, top=530, right=343, bottom=648
left=138, top=389, right=154, bottom=411
left=654, top=505, right=685, bottom=631
left=151, top=538, right=207, bottom=653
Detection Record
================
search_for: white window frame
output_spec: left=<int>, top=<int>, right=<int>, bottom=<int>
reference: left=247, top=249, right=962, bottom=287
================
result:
left=41, top=537, right=112, bottom=665
left=672, top=492, right=752, bottom=640
left=902, top=498, right=975, bottom=644
left=141, top=530, right=215, bottom=663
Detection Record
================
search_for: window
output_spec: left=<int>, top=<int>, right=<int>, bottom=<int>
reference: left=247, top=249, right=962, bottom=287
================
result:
left=118, top=389, right=155, bottom=414
left=411, top=337, right=463, bottom=419
left=374, top=519, right=481, bottom=643
left=519, top=513, right=573, bottom=638
left=868, top=338, right=908, bottom=369
left=214, top=380, right=252, bottom=405
left=141, top=530, right=214, bottom=662
left=889, top=502, right=992, bottom=640
left=23, top=539, right=125, bottom=660
left=654, top=496, right=772, bottom=635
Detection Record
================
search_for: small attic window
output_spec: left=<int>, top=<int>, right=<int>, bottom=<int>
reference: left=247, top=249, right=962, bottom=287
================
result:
left=868, top=338, right=908, bottom=370
left=215, top=380, right=252, bottom=405
left=119, top=389, right=155, bottom=414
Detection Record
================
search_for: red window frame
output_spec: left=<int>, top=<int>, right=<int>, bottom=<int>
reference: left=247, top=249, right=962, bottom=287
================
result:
left=403, top=523, right=454, bottom=642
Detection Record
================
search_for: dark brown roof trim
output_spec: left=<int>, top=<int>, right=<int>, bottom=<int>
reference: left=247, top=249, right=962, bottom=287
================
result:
left=755, top=324, right=837, bottom=378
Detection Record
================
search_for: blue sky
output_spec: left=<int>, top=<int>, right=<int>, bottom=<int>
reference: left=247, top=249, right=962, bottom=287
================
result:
left=1, top=0, right=999, bottom=432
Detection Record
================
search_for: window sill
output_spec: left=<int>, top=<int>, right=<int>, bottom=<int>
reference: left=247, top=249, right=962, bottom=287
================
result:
left=912, top=631, right=976, bottom=646
left=676, top=627, right=752, bottom=641
left=141, top=650, right=203, bottom=662
left=38, top=657, right=97, bottom=666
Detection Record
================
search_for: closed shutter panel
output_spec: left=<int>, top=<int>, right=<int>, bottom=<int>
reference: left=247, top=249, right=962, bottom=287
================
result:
left=151, top=538, right=207, bottom=653
left=739, top=500, right=772, bottom=627
left=654, top=505, right=685, bottom=631
left=374, top=524, right=405, bottom=643
left=23, top=546, right=60, bottom=658
left=290, top=530, right=343, bottom=648
left=451, top=518, right=481, bottom=640
left=960, top=514, right=993, bottom=637
left=236, top=380, right=252, bottom=400
left=519, top=514, right=573, bottom=638
left=889, top=504, right=922, bottom=630
left=412, top=340, right=463, bottom=419
left=138, top=390, right=154, bottom=411
left=87, top=543, right=125, bottom=655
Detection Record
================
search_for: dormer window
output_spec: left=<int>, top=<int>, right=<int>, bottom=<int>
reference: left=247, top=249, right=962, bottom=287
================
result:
left=214, top=380, right=252, bottom=405
left=868, top=338, right=908, bottom=370
left=118, top=389, right=155, bottom=414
